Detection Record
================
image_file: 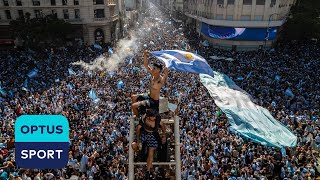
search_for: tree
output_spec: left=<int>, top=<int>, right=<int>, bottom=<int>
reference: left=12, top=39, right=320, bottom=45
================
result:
left=9, top=16, right=76, bottom=47
left=280, top=0, right=320, bottom=41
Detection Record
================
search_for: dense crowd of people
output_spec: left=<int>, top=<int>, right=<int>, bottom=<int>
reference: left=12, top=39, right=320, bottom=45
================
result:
left=0, top=2, right=319, bottom=180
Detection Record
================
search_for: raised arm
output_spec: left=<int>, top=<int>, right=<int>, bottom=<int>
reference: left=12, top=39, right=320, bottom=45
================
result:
left=143, top=50, right=152, bottom=74
left=161, top=66, right=168, bottom=85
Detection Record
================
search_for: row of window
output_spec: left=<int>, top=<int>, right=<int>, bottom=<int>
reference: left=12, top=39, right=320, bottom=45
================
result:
left=194, top=11, right=271, bottom=21
left=2, top=0, right=105, bottom=6
left=1, top=8, right=113, bottom=20
left=2, top=9, right=81, bottom=20
left=193, top=0, right=277, bottom=6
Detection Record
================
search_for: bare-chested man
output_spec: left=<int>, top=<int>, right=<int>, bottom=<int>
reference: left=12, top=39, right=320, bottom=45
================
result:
left=131, top=109, right=166, bottom=180
left=131, top=50, right=168, bottom=117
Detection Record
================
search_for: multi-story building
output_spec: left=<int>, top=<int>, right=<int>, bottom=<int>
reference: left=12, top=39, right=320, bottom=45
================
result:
left=184, top=0, right=296, bottom=50
left=125, top=0, right=138, bottom=27
left=0, top=0, right=125, bottom=45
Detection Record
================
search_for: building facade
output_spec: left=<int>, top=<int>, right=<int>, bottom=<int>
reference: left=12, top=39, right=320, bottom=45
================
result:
left=183, top=0, right=296, bottom=50
left=125, top=0, right=138, bottom=27
left=0, top=0, right=125, bottom=45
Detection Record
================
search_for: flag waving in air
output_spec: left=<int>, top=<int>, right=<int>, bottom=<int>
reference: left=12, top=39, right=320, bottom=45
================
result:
left=151, top=50, right=214, bottom=77
left=200, top=71, right=297, bottom=148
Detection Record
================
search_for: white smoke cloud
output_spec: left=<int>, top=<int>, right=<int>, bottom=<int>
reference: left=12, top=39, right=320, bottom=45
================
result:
left=72, top=3, right=166, bottom=72
left=72, top=31, right=138, bottom=71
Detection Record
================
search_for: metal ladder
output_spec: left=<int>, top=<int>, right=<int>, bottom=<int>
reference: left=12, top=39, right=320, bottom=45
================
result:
left=128, top=116, right=181, bottom=179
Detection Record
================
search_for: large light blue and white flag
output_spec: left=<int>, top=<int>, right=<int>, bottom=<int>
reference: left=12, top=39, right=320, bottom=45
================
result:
left=94, top=43, right=102, bottom=50
left=151, top=50, right=214, bottom=77
left=285, top=88, right=295, bottom=98
left=68, top=68, right=76, bottom=75
left=27, top=68, right=38, bottom=78
left=200, top=71, right=297, bottom=148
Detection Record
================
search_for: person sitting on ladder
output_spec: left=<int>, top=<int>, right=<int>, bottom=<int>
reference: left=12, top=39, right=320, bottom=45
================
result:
left=131, top=109, right=166, bottom=180
left=131, top=50, right=168, bottom=117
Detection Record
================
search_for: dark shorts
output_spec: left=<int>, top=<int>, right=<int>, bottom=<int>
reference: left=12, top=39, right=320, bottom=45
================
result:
left=140, top=131, right=158, bottom=149
left=137, top=93, right=159, bottom=111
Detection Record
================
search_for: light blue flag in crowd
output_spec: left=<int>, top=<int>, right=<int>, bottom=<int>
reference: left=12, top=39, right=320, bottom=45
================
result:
left=8, top=90, right=14, bottom=97
left=202, top=40, right=209, bottom=47
left=133, top=67, right=140, bottom=71
left=129, top=57, right=133, bottom=64
left=117, top=80, right=124, bottom=90
left=246, top=72, right=252, bottom=79
left=281, top=147, right=287, bottom=157
left=181, top=40, right=185, bottom=47
left=151, top=50, right=214, bottom=77
left=209, top=156, right=217, bottom=164
left=67, top=83, right=73, bottom=91
left=23, top=79, right=28, bottom=88
left=285, top=88, right=295, bottom=98
left=158, top=36, right=161, bottom=40
left=275, top=75, right=281, bottom=81
left=200, top=71, right=297, bottom=148
left=296, top=80, right=304, bottom=89
left=68, top=68, right=76, bottom=75
left=89, top=88, right=98, bottom=99
left=0, top=87, right=7, bottom=97
left=271, top=101, right=276, bottom=107
left=94, top=43, right=102, bottom=50
left=108, top=48, right=113, bottom=54
left=143, top=44, right=147, bottom=47
left=150, top=41, right=155, bottom=45
left=237, top=76, right=244, bottom=81
left=27, top=68, right=38, bottom=78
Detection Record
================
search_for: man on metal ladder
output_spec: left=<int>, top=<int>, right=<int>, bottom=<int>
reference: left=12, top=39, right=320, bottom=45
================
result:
left=131, top=109, right=166, bottom=180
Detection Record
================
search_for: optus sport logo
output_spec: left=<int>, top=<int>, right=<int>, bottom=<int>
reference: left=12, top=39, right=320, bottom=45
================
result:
left=15, top=115, right=69, bottom=169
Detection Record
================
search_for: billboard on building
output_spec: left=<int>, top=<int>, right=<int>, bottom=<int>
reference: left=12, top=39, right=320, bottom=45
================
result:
left=201, top=22, right=278, bottom=41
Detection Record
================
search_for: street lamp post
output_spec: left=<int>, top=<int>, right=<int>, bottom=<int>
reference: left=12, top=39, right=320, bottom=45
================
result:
left=264, top=13, right=280, bottom=51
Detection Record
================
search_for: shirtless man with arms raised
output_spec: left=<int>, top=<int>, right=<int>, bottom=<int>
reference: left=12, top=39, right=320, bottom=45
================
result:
left=131, top=50, right=168, bottom=116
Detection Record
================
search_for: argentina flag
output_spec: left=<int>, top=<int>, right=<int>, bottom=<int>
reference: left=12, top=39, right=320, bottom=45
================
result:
left=200, top=72, right=297, bottom=148
left=151, top=50, right=214, bottom=77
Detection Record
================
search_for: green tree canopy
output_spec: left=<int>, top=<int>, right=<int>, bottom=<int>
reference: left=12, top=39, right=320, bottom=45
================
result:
left=280, top=0, right=320, bottom=40
left=10, top=15, right=76, bottom=47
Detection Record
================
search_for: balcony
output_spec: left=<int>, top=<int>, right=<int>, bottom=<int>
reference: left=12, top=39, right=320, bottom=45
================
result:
left=94, top=17, right=108, bottom=21
left=92, top=15, right=118, bottom=23
left=107, top=0, right=116, bottom=6
left=0, top=19, right=10, bottom=23
left=66, top=19, right=82, bottom=23
left=110, top=14, right=118, bottom=21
